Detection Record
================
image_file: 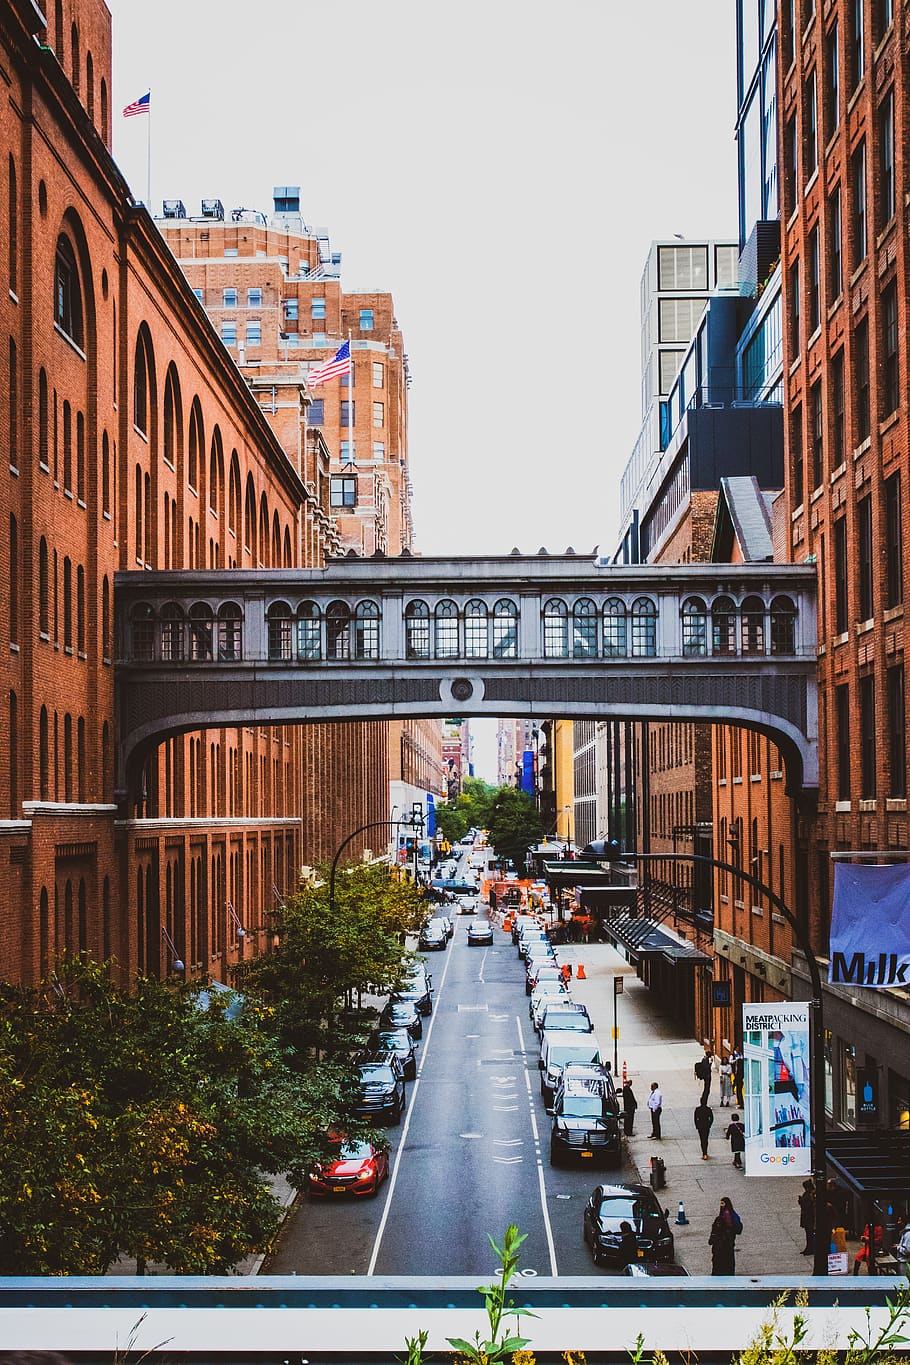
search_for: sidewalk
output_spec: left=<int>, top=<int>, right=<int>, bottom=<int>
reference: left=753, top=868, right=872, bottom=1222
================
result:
left=556, top=940, right=819, bottom=1277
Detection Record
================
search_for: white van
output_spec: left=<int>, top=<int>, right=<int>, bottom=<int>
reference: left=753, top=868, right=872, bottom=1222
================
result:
left=538, top=1030, right=605, bottom=1108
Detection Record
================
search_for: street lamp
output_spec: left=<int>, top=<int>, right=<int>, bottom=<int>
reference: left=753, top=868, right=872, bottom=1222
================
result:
left=582, top=843, right=830, bottom=1278
left=328, top=807, right=425, bottom=922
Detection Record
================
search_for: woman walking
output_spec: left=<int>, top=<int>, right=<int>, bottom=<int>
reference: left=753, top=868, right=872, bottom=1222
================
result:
left=709, top=1196, right=742, bottom=1274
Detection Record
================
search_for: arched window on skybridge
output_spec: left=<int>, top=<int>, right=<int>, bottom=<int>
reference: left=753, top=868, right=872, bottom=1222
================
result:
left=326, top=600, right=352, bottom=660
left=572, top=597, right=598, bottom=658
left=267, top=601, right=293, bottom=661
left=711, top=596, right=737, bottom=655
left=681, top=597, right=707, bottom=656
left=405, top=600, right=430, bottom=659
left=603, top=597, right=627, bottom=657
left=770, top=595, right=797, bottom=655
left=355, top=600, right=380, bottom=659
left=160, top=603, right=185, bottom=662
left=543, top=598, right=568, bottom=658
left=492, top=599, right=518, bottom=658
left=296, top=601, right=321, bottom=660
left=740, top=595, right=766, bottom=655
left=464, top=599, right=489, bottom=659
left=434, top=599, right=459, bottom=659
left=630, top=597, right=657, bottom=657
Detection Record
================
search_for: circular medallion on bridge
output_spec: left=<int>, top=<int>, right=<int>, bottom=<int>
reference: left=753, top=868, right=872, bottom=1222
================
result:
left=451, top=677, right=474, bottom=702
left=439, top=675, right=485, bottom=707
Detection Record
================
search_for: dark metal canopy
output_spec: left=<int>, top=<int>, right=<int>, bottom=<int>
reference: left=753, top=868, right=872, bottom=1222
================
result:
left=603, top=913, right=712, bottom=967
left=542, top=859, right=612, bottom=889
left=824, top=1129, right=910, bottom=1201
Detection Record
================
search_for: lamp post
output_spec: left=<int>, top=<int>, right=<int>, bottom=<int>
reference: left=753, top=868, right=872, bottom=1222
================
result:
left=328, top=807, right=425, bottom=922
left=582, top=842, right=830, bottom=1278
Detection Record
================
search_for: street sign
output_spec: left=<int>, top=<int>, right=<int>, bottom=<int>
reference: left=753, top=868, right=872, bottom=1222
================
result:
left=614, top=977, right=623, bottom=995
left=712, top=981, right=732, bottom=1008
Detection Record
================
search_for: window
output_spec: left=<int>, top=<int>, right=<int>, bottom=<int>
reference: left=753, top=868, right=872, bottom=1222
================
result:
left=825, top=23, right=839, bottom=138
left=193, top=288, right=203, bottom=303
left=372, top=361, right=384, bottom=388
left=885, top=472, right=903, bottom=608
left=831, top=349, right=845, bottom=468
left=492, top=599, right=518, bottom=658
left=39, top=536, right=49, bottom=635
left=859, top=674, right=876, bottom=797
left=359, top=308, right=373, bottom=330
left=887, top=664, right=905, bottom=797
left=38, top=368, right=49, bottom=468
left=828, top=186, right=842, bottom=300
left=789, top=259, right=800, bottom=358
left=876, top=0, right=893, bottom=36
left=326, top=602, right=351, bottom=660
left=791, top=402, right=804, bottom=506
left=63, top=556, right=72, bottom=648
left=246, top=319, right=261, bottom=346
left=284, top=298, right=298, bottom=320
left=405, top=600, right=430, bottom=659
left=76, top=563, right=85, bottom=652
left=221, top=321, right=237, bottom=346
left=850, top=0, right=864, bottom=90
left=54, top=236, right=83, bottom=346
left=834, top=517, right=848, bottom=633
left=771, top=596, right=797, bottom=653
left=836, top=683, right=851, bottom=799
left=9, top=515, right=17, bottom=645
left=879, top=90, right=895, bottom=224
left=8, top=155, right=16, bottom=293
left=854, top=316, right=870, bottom=443
left=435, top=600, right=458, bottom=658
left=805, top=69, right=818, bottom=179
left=223, top=287, right=238, bottom=306
left=355, top=601, right=380, bottom=659
left=311, top=297, right=326, bottom=320
left=681, top=597, right=707, bottom=655
left=572, top=598, right=598, bottom=658
left=543, top=599, right=568, bottom=658
left=881, top=280, right=899, bottom=416
left=267, top=602, right=292, bottom=661
left=857, top=493, right=873, bottom=621
left=631, top=597, right=657, bottom=657
left=308, top=399, right=324, bottom=425
left=372, top=441, right=385, bottom=461
left=851, top=140, right=866, bottom=265
left=62, top=401, right=72, bottom=490
left=711, top=597, right=737, bottom=655
left=372, top=401, right=384, bottom=427
left=340, top=400, right=354, bottom=427
left=808, top=226, right=820, bottom=334
left=464, top=600, right=488, bottom=659
left=340, top=441, right=356, bottom=463
left=603, top=598, right=627, bottom=657
left=247, top=287, right=262, bottom=306
left=784, top=114, right=798, bottom=216
left=76, top=410, right=85, bottom=501
left=8, top=338, right=17, bottom=469
left=811, top=380, right=823, bottom=490
left=330, top=476, right=356, bottom=508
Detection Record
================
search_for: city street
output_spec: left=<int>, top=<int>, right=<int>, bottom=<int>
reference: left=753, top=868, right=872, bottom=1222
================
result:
left=263, top=917, right=633, bottom=1276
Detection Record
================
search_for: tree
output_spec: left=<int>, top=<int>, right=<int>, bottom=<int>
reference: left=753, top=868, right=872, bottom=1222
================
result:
left=485, top=787, right=544, bottom=870
left=0, top=958, right=358, bottom=1274
left=434, top=778, right=498, bottom=846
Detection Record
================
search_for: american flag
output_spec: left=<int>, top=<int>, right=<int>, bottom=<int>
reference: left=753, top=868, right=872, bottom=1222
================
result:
left=123, top=92, right=151, bottom=118
left=306, top=340, right=351, bottom=388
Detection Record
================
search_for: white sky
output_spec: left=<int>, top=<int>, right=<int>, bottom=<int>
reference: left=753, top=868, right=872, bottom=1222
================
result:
left=107, top=0, right=738, bottom=783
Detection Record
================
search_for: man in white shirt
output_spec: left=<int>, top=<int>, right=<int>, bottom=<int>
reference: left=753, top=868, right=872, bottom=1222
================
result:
left=647, top=1081, right=663, bottom=1139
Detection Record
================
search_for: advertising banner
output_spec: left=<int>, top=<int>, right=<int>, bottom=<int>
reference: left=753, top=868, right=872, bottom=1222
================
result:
left=742, top=1002, right=811, bottom=1177
left=829, top=861, right=910, bottom=988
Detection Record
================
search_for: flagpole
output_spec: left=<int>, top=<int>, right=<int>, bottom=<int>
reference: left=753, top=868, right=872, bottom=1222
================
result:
left=146, top=88, right=152, bottom=212
left=348, top=329, right=353, bottom=463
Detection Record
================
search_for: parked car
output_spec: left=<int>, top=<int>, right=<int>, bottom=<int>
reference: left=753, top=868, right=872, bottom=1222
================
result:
left=418, top=922, right=447, bottom=951
left=307, top=1136, right=390, bottom=1198
left=539, top=1031, right=605, bottom=1107
left=467, top=919, right=494, bottom=946
left=529, top=982, right=569, bottom=1030
left=526, top=961, right=563, bottom=996
left=348, top=1057, right=406, bottom=1125
left=537, top=1000, right=594, bottom=1035
left=550, top=1075, right=621, bottom=1167
left=430, top=914, right=454, bottom=941
left=511, top=914, right=539, bottom=945
left=391, top=981, right=433, bottom=1017
left=622, top=1262, right=689, bottom=1277
left=518, top=929, right=549, bottom=959
left=373, top=1028, right=418, bottom=1080
left=379, top=998, right=423, bottom=1040
left=582, top=1182, right=675, bottom=1268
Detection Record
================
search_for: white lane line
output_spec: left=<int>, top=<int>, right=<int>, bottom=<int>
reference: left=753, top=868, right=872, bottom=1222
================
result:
left=516, top=1014, right=558, bottom=1276
left=478, top=948, right=489, bottom=983
left=366, top=941, right=456, bottom=1276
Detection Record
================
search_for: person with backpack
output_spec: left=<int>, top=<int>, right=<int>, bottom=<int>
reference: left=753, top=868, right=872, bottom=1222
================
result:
left=694, top=1049, right=714, bottom=1104
left=725, top=1112, right=746, bottom=1168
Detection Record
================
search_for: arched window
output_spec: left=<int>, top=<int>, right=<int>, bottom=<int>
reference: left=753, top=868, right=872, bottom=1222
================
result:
left=54, top=0, right=63, bottom=58
left=681, top=596, right=707, bottom=656
left=134, top=462, right=143, bottom=560
left=70, top=22, right=79, bottom=91
left=189, top=602, right=214, bottom=660
left=40, top=706, right=49, bottom=800
left=267, top=601, right=293, bottom=660
left=76, top=410, right=85, bottom=501
left=64, top=713, right=73, bottom=802
left=133, top=333, right=149, bottom=436
left=62, top=555, right=72, bottom=648
left=54, top=234, right=83, bottom=346
left=405, top=600, right=430, bottom=659
left=77, top=717, right=86, bottom=802
left=770, top=595, right=797, bottom=654
left=630, top=597, right=657, bottom=657
left=62, top=400, right=72, bottom=490
left=326, top=601, right=352, bottom=660
left=8, top=690, right=16, bottom=819
left=8, top=155, right=16, bottom=294
left=163, top=365, right=181, bottom=469
left=244, top=475, right=256, bottom=557
left=85, top=50, right=94, bottom=118
left=102, top=575, right=110, bottom=660
left=100, top=78, right=108, bottom=139
left=8, top=338, right=17, bottom=470
left=101, top=722, right=109, bottom=802
left=543, top=598, right=568, bottom=658
left=492, top=599, right=518, bottom=658
left=218, top=602, right=242, bottom=660
left=38, top=369, right=48, bottom=467
left=39, top=886, right=50, bottom=976
left=283, top=526, right=292, bottom=567
left=355, top=601, right=380, bottom=659
left=228, top=452, right=241, bottom=534
left=272, top=511, right=281, bottom=567
left=296, top=601, right=321, bottom=660
left=209, top=432, right=222, bottom=513
left=101, top=430, right=110, bottom=513
left=711, top=596, right=737, bottom=655
left=603, top=598, right=627, bottom=657
left=39, top=536, right=49, bottom=635
left=464, top=599, right=489, bottom=659
left=76, top=563, right=85, bottom=652
left=435, top=599, right=459, bottom=659
left=572, top=598, right=598, bottom=658
left=188, top=399, right=204, bottom=492
left=259, top=494, right=270, bottom=566
left=160, top=603, right=185, bottom=662
left=740, top=595, right=766, bottom=654
left=131, top=603, right=156, bottom=660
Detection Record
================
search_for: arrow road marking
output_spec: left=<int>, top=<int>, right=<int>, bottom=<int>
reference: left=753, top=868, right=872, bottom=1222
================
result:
left=493, top=1104, right=520, bottom=1113
left=493, top=1138, right=524, bottom=1147
left=492, top=1154, right=523, bottom=1164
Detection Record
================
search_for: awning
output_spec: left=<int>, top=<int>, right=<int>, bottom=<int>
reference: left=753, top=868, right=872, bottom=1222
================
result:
left=579, top=885, right=638, bottom=911
left=543, top=860, right=614, bottom=890
left=824, top=1129, right=910, bottom=1201
left=603, top=913, right=712, bottom=967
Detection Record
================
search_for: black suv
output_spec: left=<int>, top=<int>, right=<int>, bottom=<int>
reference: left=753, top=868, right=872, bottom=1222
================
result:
left=349, top=1055, right=406, bottom=1125
left=550, top=1071, right=621, bottom=1167
left=392, top=980, right=433, bottom=1017
left=582, top=1181, right=675, bottom=1268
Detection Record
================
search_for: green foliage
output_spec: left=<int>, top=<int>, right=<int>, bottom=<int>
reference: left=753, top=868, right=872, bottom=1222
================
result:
left=485, top=787, right=544, bottom=869
left=446, top=1224, right=535, bottom=1365
left=0, top=957, right=384, bottom=1275
left=435, top=779, right=498, bottom=847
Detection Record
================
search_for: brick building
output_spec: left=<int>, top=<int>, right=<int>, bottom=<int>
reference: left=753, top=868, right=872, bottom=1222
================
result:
left=0, top=0, right=390, bottom=986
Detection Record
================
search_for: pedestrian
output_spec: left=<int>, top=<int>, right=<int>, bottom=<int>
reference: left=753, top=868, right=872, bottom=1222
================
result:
left=560, top=961, right=571, bottom=986
left=694, top=1099, right=714, bottom=1159
left=622, top=1078, right=638, bottom=1137
left=725, top=1112, right=745, bottom=1168
left=709, top=1197, right=742, bottom=1275
left=730, top=1047, right=744, bottom=1107
left=798, top=1178, right=815, bottom=1255
left=694, top=1048, right=714, bottom=1105
left=718, top=1053, right=733, bottom=1106
left=647, top=1081, right=663, bottom=1139
left=896, top=1220, right=910, bottom=1275
left=617, top=1220, right=639, bottom=1267
left=852, top=1222, right=884, bottom=1275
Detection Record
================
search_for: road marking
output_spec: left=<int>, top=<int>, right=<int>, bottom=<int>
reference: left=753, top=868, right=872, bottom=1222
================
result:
left=516, top=1014, right=558, bottom=1276
left=459, top=1132, right=484, bottom=1139
left=492, top=1154, right=523, bottom=1165
left=478, top=948, right=489, bottom=982
left=490, top=1013, right=510, bottom=1021
left=458, top=1004, right=488, bottom=1013
left=493, top=1138, right=524, bottom=1147
left=493, top=1104, right=520, bottom=1113
left=491, top=1076, right=516, bottom=1086
left=367, top=933, right=457, bottom=1277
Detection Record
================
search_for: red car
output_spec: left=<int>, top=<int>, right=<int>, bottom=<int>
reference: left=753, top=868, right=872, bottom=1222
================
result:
left=307, top=1138, right=390, bottom=1198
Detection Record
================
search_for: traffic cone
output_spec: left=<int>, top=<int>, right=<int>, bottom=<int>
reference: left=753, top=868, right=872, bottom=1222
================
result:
left=576, top=962, right=586, bottom=979
left=622, top=1059, right=628, bottom=1084
left=675, top=1201, right=689, bottom=1226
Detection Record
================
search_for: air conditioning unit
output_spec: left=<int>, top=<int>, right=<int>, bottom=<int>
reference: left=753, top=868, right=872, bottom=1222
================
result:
left=162, top=199, right=186, bottom=218
left=201, top=198, right=224, bottom=220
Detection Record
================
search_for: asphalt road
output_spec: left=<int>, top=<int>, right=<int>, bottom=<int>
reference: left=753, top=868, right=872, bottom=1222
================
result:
left=263, top=908, right=637, bottom=1277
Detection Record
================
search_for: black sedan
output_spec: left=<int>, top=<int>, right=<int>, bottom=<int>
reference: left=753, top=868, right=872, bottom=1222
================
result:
left=347, top=1059, right=406, bottom=1126
left=373, top=1028, right=418, bottom=1080
left=392, top=981, right=433, bottom=1017
left=380, top=998, right=423, bottom=1040
left=418, top=923, right=447, bottom=951
left=582, top=1182, right=675, bottom=1268
left=467, top=919, right=494, bottom=946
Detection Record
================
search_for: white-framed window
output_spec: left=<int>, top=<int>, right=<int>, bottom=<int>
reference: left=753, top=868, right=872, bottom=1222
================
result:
left=221, top=321, right=237, bottom=346
left=372, top=361, right=384, bottom=388
left=372, top=442, right=385, bottom=462
left=340, top=441, right=356, bottom=462
left=330, top=475, right=356, bottom=508
left=311, top=297, right=326, bottom=320
left=193, top=288, right=204, bottom=303
left=223, top=287, right=238, bottom=306
left=284, top=298, right=298, bottom=320
left=247, top=287, right=262, bottom=306
left=246, top=319, right=261, bottom=345
left=372, top=401, right=384, bottom=427
left=360, top=308, right=374, bottom=330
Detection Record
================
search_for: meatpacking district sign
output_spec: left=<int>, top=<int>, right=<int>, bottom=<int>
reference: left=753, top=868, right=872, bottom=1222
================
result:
left=742, top=1002, right=811, bottom=1178
left=829, top=861, right=910, bottom=988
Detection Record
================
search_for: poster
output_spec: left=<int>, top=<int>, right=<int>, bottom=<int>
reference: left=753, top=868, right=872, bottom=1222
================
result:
left=829, top=861, right=910, bottom=988
left=742, top=1002, right=811, bottom=1177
